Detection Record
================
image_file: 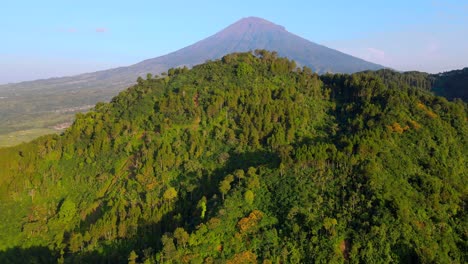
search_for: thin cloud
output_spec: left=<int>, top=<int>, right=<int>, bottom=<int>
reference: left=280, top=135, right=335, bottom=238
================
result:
left=426, top=42, right=439, bottom=54
left=366, top=47, right=386, bottom=61
left=95, top=28, right=108, bottom=33
left=58, top=28, right=77, bottom=33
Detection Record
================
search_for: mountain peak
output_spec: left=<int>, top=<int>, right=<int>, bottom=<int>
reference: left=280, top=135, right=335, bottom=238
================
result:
left=221, top=16, right=286, bottom=35
left=237, top=17, right=284, bottom=28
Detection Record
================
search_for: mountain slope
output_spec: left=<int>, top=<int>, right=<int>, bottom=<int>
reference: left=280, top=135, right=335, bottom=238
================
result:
left=0, top=52, right=466, bottom=263
left=0, top=17, right=385, bottom=147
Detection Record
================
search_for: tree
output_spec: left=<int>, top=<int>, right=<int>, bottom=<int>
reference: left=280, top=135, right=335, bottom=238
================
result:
left=69, top=233, right=83, bottom=253
left=163, top=187, right=178, bottom=202
left=161, top=234, right=177, bottom=263
left=323, top=217, right=337, bottom=236
left=59, top=199, right=76, bottom=224
left=234, top=169, right=245, bottom=184
left=244, top=190, right=254, bottom=205
left=128, top=250, right=138, bottom=264
left=197, top=197, right=207, bottom=219
left=174, top=227, right=189, bottom=248
left=137, top=76, right=144, bottom=85
left=219, top=174, right=234, bottom=200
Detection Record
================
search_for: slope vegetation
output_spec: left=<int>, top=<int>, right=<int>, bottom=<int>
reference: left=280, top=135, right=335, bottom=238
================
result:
left=0, top=51, right=466, bottom=263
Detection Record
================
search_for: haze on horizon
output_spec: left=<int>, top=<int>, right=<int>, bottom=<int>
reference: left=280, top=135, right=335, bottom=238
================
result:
left=1, top=0, right=467, bottom=84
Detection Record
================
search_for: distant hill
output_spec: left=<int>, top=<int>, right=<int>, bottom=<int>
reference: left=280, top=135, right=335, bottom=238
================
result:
left=360, top=68, right=468, bottom=102
left=431, top=67, right=468, bottom=101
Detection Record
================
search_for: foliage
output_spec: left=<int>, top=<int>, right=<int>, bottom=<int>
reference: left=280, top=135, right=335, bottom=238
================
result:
left=0, top=51, right=466, bottom=263
left=432, top=67, right=468, bottom=101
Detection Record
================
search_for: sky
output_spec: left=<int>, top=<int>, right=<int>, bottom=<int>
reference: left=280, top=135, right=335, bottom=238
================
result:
left=1, top=0, right=467, bottom=84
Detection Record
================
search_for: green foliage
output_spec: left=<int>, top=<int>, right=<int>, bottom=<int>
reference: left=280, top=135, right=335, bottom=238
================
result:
left=432, top=67, right=468, bottom=101
left=244, top=190, right=254, bottom=205
left=219, top=174, right=234, bottom=200
left=58, top=199, right=76, bottom=224
left=0, top=51, right=466, bottom=263
left=163, top=187, right=178, bottom=201
left=128, top=250, right=138, bottom=264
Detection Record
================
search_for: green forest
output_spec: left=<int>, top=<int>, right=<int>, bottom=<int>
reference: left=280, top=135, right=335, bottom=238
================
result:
left=0, top=51, right=466, bottom=263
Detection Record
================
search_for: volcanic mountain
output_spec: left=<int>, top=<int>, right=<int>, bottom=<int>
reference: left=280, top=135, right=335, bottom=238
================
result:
left=1, top=17, right=384, bottom=94
left=135, top=16, right=385, bottom=74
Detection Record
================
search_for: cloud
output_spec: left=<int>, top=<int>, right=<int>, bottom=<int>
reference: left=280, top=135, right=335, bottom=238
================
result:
left=95, top=28, right=108, bottom=33
left=323, top=43, right=390, bottom=66
left=366, top=47, right=386, bottom=61
left=426, top=42, right=439, bottom=54
left=58, top=28, right=77, bottom=33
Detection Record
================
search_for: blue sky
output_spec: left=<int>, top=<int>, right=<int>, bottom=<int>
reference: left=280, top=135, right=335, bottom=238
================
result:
left=1, top=0, right=467, bottom=84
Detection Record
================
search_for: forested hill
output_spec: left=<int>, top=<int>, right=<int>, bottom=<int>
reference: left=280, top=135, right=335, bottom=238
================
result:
left=0, top=51, right=466, bottom=263
left=432, top=67, right=468, bottom=101
left=360, top=68, right=468, bottom=102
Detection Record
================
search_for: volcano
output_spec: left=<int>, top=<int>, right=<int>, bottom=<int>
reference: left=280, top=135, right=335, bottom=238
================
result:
left=134, top=16, right=384, bottom=75
left=1, top=17, right=384, bottom=95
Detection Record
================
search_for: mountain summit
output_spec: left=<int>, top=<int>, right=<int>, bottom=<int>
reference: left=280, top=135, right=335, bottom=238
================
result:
left=220, top=16, right=287, bottom=33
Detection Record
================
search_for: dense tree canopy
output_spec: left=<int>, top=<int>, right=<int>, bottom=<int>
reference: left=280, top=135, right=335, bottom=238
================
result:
left=431, top=67, right=468, bottom=101
left=0, top=51, right=466, bottom=263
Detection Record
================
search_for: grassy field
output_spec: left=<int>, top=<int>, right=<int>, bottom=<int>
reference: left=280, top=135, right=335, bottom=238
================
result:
left=0, top=112, right=76, bottom=148
left=0, top=78, right=121, bottom=148
left=0, top=128, right=64, bottom=148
